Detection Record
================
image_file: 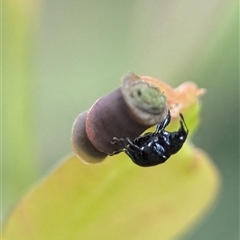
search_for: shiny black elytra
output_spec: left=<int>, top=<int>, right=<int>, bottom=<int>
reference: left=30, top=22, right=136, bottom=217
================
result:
left=111, top=110, right=189, bottom=167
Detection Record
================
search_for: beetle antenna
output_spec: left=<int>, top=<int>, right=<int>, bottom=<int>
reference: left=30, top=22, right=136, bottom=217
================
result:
left=156, top=110, right=171, bottom=132
left=179, top=113, right=189, bottom=133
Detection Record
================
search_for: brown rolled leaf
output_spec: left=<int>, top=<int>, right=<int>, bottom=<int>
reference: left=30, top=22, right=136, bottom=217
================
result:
left=86, top=88, right=150, bottom=155
left=72, top=111, right=107, bottom=164
left=72, top=72, right=205, bottom=163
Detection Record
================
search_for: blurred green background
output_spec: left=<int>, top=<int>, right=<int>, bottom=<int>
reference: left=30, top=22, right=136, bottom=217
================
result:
left=3, top=0, right=239, bottom=239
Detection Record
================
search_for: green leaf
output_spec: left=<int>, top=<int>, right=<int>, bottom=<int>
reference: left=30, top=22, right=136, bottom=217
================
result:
left=3, top=0, right=39, bottom=218
left=3, top=143, right=219, bottom=240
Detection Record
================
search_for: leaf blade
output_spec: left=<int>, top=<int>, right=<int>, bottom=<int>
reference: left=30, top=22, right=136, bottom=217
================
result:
left=3, top=144, right=219, bottom=240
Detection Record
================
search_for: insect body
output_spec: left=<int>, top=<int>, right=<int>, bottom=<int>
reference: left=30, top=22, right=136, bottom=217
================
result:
left=111, top=110, right=189, bottom=167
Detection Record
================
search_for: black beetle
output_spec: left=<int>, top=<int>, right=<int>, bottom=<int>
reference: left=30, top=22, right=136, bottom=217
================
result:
left=110, top=110, right=189, bottom=167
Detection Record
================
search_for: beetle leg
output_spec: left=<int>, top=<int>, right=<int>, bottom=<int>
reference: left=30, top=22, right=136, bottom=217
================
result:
left=124, top=148, right=140, bottom=160
left=110, top=137, right=129, bottom=155
left=111, top=137, right=126, bottom=144
left=126, top=138, right=143, bottom=152
left=110, top=148, right=125, bottom=155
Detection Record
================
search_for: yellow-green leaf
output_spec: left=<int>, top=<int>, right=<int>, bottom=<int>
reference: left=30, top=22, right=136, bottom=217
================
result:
left=3, top=142, right=219, bottom=240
